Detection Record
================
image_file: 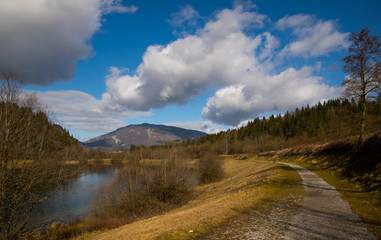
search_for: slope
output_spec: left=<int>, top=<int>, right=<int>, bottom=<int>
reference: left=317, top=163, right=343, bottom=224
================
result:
left=83, top=123, right=206, bottom=148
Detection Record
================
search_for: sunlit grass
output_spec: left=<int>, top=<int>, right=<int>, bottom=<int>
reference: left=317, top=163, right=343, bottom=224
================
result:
left=87, top=158, right=113, bottom=165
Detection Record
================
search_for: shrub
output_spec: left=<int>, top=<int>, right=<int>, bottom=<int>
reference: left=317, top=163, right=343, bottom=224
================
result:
left=43, top=217, right=132, bottom=239
left=91, top=153, right=197, bottom=220
left=197, top=153, right=224, bottom=184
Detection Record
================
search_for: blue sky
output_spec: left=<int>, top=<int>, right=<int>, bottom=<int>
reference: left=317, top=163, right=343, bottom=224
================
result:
left=0, top=0, right=380, bottom=141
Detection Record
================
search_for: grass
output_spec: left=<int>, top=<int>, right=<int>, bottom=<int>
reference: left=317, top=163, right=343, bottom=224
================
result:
left=87, top=158, right=113, bottom=165
left=76, top=157, right=303, bottom=240
left=279, top=156, right=381, bottom=239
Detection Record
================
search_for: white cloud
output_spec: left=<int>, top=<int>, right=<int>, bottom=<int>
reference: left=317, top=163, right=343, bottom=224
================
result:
left=275, top=14, right=314, bottom=30
left=37, top=90, right=150, bottom=134
left=233, top=0, right=258, bottom=11
left=202, top=67, right=341, bottom=125
left=257, top=32, right=280, bottom=61
left=101, top=0, right=137, bottom=14
left=276, top=14, right=350, bottom=57
left=168, top=5, right=200, bottom=27
left=101, top=3, right=345, bottom=127
left=102, top=4, right=267, bottom=112
left=166, top=120, right=223, bottom=134
left=0, top=0, right=135, bottom=85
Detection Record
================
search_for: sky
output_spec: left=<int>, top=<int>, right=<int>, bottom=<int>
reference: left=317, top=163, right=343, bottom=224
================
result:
left=0, top=0, right=380, bottom=141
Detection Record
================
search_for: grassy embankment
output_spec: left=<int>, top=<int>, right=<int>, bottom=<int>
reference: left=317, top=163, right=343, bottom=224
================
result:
left=77, top=157, right=303, bottom=240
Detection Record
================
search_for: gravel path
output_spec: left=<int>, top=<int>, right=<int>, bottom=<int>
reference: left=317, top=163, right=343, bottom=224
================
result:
left=198, top=162, right=378, bottom=240
left=195, top=194, right=302, bottom=240
left=281, top=162, right=377, bottom=240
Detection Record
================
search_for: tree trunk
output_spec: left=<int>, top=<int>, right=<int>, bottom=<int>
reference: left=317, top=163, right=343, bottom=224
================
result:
left=358, top=101, right=366, bottom=148
left=357, top=59, right=366, bottom=148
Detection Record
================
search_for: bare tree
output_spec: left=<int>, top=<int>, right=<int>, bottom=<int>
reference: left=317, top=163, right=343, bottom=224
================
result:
left=342, top=27, right=380, bottom=146
left=0, top=72, right=72, bottom=239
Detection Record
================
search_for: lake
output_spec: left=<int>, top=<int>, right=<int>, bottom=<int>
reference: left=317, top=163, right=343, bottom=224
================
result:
left=32, top=166, right=119, bottom=227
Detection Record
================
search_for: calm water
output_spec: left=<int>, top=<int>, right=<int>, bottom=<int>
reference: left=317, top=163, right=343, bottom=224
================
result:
left=32, top=167, right=119, bottom=226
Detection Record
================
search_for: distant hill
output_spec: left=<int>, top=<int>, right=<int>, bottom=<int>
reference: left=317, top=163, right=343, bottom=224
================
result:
left=83, top=123, right=207, bottom=149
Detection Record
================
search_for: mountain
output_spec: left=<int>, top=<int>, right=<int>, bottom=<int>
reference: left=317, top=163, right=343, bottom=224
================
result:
left=83, top=123, right=207, bottom=149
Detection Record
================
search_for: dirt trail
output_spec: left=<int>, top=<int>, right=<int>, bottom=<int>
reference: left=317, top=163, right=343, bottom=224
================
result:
left=199, top=162, right=378, bottom=240
left=281, top=162, right=377, bottom=240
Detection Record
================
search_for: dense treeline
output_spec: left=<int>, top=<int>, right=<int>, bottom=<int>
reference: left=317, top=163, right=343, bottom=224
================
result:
left=239, top=98, right=380, bottom=140
left=180, top=98, right=381, bottom=153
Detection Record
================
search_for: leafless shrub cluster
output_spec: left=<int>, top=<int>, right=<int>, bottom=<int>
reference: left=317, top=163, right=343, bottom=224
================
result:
left=42, top=217, right=132, bottom=240
left=197, top=153, right=224, bottom=184
left=91, top=149, right=197, bottom=220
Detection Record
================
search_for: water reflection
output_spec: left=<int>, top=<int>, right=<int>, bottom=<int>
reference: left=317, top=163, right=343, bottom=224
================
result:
left=32, top=166, right=119, bottom=226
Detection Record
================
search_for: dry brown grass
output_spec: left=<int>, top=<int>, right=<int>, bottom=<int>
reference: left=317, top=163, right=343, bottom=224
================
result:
left=87, top=158, right=114, bottom=165
left=77, top=157, right=303, bottom=240
left=65, top=160, right=80, bottom=165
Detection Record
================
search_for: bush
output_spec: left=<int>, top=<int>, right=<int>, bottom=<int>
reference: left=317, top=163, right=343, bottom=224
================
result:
left=43, top=217, right=132, bottom=240
left=197, top=153, right=224, bottom=184
left=91, top=153, right=197, bottom=220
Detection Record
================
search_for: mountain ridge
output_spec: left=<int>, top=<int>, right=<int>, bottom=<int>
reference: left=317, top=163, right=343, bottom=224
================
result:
left=83, top=123, right=207, bottom=149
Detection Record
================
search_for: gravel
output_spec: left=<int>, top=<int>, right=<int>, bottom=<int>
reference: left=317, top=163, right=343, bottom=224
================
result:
left=281, top=163, right=377, bottom=240
left=197, top=162, right=377, bottom=240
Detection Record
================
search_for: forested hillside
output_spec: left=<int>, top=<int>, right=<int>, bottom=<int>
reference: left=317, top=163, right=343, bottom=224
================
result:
left=182, top=98, right=381, bottom=153
left=0, top=101, right=81, bottom=162
left=238, top=98, right=380, bottom=140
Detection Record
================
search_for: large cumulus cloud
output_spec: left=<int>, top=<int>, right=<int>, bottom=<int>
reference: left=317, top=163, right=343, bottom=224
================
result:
left=102, top=5, right=268, bottom=110
left=202, top=67, right=339, bottom=125
left=0, top=0, right=136, bottom=85
left=101, top=3, right=346, bottom=126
